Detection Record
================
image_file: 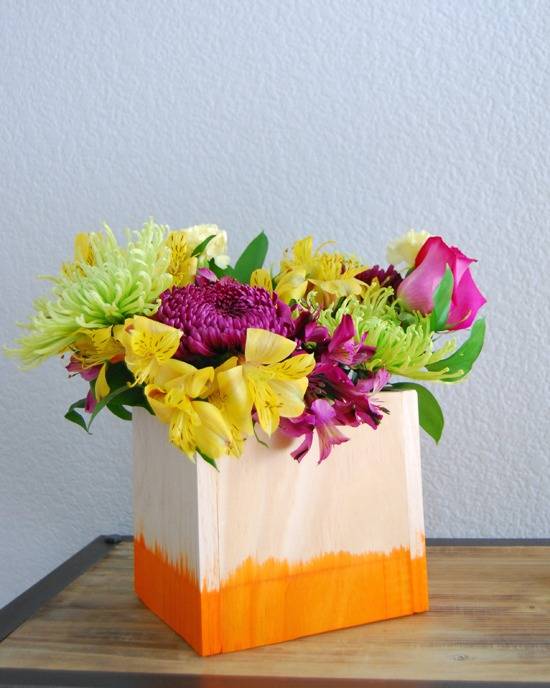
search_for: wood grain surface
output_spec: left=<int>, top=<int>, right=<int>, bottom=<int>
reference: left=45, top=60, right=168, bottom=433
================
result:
left=0, top=542, right=549, bottom=683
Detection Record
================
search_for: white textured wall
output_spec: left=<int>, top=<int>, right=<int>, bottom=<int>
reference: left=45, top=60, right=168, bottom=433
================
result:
left=1, top=0, right=549, bottom=607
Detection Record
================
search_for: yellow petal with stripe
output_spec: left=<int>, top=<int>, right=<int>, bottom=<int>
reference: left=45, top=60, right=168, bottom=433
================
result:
left=274, top=269, right=308, bottom=303
left=270, top=353, right=315, bottom=380
left=192, top=400, right=234, bottom=459
left=149, top=359, right=199, bottom=386
left=245, top=328, right=296, bottom=365
left=215, top=364, right=254, bottom=438
left=144, top=385, right=174, bottom=424
left=268, top=378, right=308, bottom=419
left=129, top=316, right=182, bottom=361
left=250, top=268, right=273, bottom=292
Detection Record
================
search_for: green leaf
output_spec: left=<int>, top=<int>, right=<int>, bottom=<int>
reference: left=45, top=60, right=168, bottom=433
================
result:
left=430, top=266, right=454, bottom=331
left=390, top=382, right=444, bottom=443
left=426, top=318, right=486, bottom=380
left=106, top=361, right=134, bottom=390
left=196, top=448, right=219, bottom=471
left=107, top=402, right=132, bottom=421
left=86, top=385, right=134, bottom=430
left=208, top=257, right=233, bottom=279
left=114, top=386, right=154, bottom=412
left=191, top=234, right=217, bottom=257
left=232, top=232, right=268, bottom=283
left=64, top=398, right=90, bottom=433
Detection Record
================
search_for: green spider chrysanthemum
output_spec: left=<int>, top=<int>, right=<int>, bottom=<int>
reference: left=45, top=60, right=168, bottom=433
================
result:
left=318, top=285, right=461, bottom=382
left=8, top=220, right=173, bottom=369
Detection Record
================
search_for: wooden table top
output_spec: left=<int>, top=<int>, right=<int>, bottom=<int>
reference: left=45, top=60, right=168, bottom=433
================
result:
left=0, top=538, right=549, bottom=687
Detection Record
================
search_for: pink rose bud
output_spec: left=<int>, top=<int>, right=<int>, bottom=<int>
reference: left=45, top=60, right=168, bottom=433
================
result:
left=397, top=236, right=486, bottom=330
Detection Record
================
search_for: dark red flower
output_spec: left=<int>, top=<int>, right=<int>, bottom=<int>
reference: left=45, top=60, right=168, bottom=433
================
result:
left=357, top=264, right=403, bottom=292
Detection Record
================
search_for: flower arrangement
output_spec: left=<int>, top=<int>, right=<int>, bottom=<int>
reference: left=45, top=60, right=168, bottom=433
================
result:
left=8, top=222, right=486, bottom=466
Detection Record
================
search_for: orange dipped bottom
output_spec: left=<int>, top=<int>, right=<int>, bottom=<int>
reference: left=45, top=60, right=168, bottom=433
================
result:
left=134, top=534, right=429, bottom=656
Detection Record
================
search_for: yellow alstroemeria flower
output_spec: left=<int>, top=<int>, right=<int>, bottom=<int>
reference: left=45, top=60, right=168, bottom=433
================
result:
left=275, top=236, right=367, bottom=306
left=166, top=225, right=231, bottom=286
left=115, top=315, right=182, bottom=385
left=208, top=358, right=254, bottom=456
left=74, top=232, right=95, bottom=265
left=250, top=268, right=273, bottom=292
left=61, top=232, right=97, bottom=278
left=72, top=327, right=125, bottom=368
left=145, top=361, right=233, bottom=461
left=166, top=231, right=199, bottom=287
left=71, top=326, right=125, bottom=402
left=225, top=328, right=315, bottom=436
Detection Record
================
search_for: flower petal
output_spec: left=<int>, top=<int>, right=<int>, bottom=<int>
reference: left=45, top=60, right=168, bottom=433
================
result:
left=250, top=268, right=273, bottom=292
left=250, top=384, right=280, bottom=436
left=215, top=364, right=254, bottom=437
left=94, top=363, right=110, bottom=401
left=274, top=269, right=308, bottom=303
left=397, top=249, right=447, bottom=314
left=448, top=267, right=487, bottom=330
left=291, top=432, right=313, bottom=462
left=149, top=359, right=198, bottom=386
left=192, top=400, right=233, bottom=459
left=269, top=353, right=315, bottom=379
left=144, top=385, right=174, bottom=424
left=130, top=316, right=182, bottom=361
left=268, top=378, right=308, bottom=419
left=245, top=328, right=296, bottom=365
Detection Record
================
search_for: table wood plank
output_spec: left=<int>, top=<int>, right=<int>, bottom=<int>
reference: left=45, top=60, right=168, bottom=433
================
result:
left=0, top=543, right=549, bottom=682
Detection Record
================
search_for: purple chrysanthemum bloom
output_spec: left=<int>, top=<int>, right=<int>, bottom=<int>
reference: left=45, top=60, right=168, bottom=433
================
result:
left=155, top=275, right=294, bottom=360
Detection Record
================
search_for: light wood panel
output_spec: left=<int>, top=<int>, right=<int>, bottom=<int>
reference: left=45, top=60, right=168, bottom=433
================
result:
left=0, top=543, right=549, bottom=682
left=133, top=391, right=428, bottom=654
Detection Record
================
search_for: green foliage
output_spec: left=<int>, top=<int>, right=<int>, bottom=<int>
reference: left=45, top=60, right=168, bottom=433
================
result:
left=107, top=403, right=133, bottom=421
left=426, top=318, right=486, bottom=380
left=106, top=361, right=134, bottom=389
left=197, top=448, right=219, bottom=471
left=430, top=266, right=454, bottom=331
left=232, top=232, right=269, bottom=283
left=191, top=234, right=217, bottom=257
left=390, top=382, right=445, bottom=443
left=64, top=361, right=153, bottom=431
left=64, top=398, right=89, bottom=433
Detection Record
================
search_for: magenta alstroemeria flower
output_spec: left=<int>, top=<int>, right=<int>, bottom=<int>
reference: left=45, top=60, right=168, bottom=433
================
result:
left=66, top=357, right=101, bottom=413
left=66, top=357, right=101, bottom=382
left=280, top=399, right=349, bottom=464
left=310, top=362, right=387, bottom=429
left=325, top=315, right=374, bottom=366
left=85, top=388, right=97, bottom=413
left=292, top=311, right=373, bottom=367
left=291, top=307, right=330, bottom=349
left=333, top=369, right=389, bottom=429
left=397, top=236, right=486, bottom=331
left=280, top=364, right=388, bottom=463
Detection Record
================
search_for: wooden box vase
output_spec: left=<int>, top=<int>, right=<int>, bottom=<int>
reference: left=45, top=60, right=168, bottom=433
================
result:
left=133, top=390, right=429, bottom=656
